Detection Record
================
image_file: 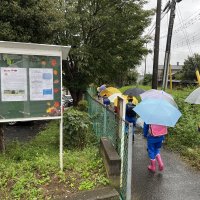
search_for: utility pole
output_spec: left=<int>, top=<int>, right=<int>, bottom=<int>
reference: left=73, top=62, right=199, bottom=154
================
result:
left=152, top=0, right=162, bottom=89
left=144, top=43, right=147, bottom=76
left=162, top=0, right=182, bottom=90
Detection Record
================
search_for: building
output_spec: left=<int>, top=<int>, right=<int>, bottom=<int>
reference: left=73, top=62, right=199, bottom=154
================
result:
left=158, top=62, right=183, bottom=81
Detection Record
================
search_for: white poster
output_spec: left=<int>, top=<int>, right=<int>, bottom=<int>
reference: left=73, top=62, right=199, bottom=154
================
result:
left=29, top=68, right=54, bottom=101
left=1, top=67, right=27, bottom=101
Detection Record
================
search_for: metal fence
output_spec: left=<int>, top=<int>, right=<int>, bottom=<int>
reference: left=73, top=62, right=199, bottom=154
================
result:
left=86, top=89, right=132, bottom=200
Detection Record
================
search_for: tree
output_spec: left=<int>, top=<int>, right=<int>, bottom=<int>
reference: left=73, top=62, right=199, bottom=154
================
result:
left=179, top=54, right=200, bottom=81
left=0, top=0, right=64, bottom=152
left=60, top=0, right=153, bottom=104
left=0, top=0, right=64, bottom=43
left=124, top=69, right=138, bottom=86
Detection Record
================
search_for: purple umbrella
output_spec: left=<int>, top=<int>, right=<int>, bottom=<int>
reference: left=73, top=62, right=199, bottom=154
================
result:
left=98, top=84, right=106, bottom=92
left=140, top=89, right=178, bottom=108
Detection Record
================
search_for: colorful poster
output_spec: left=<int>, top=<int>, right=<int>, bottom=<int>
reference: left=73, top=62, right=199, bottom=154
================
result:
left=1, top=67, right=27, bottom=101
left=29, top=68, right=54, bottom=101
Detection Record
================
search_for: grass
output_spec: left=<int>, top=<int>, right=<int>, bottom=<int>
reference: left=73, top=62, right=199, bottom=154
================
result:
left=0, top=121, right=109, bottom=199
left=167, top=86, right=200, bottom=169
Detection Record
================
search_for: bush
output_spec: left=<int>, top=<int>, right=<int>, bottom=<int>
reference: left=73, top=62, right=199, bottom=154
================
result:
left=143, top=73, right=152, bottom=85
left=165, top=89, right=200, bottom=158
left=63, top=108, right=96, bottom=149
left=77, top=100, right=88, bottom=112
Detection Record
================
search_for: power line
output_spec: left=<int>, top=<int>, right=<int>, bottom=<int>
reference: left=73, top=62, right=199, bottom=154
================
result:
left=160, top=9, right=200, bottom=39
left=176, top=4, right=193, bottom=55
left=147, top=32, right=200, bottom=51
left=174, top=8, right=200, bottom=29
left=146, top=0, right=170, bottom=36
left=172, top=32, right=199, bottom=44
left=172, top=35, right=200, bottom=48
left=148, top=11, right=170, bottom=36
left=146, top=12, right=166, bottom=36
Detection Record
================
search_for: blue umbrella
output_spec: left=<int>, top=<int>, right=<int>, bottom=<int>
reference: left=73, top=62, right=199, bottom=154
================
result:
left=133, top=98, right=182, bottom=127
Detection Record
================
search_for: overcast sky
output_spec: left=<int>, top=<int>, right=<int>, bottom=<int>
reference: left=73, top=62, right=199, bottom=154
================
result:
left=138, top=0, right=200, bottom=74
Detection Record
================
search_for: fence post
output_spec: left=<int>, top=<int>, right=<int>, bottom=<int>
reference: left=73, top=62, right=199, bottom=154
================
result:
left=103, top=107, right=107, bottom=135
left=126, top=123, right=133, bottom=200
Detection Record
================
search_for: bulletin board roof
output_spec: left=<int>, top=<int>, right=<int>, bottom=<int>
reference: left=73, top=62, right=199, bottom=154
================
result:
left=0, top=41, right=70, bottom=59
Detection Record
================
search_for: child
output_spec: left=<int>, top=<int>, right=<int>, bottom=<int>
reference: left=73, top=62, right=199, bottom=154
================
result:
left=125, top=96, right=137, bottom=141
left=125, top=96, right=137, bottom=126
left=97, top=88, right=101, bottom=100
left=143, top=122, right=167, bottom=172
left=103, top=94, right=111, bottom=107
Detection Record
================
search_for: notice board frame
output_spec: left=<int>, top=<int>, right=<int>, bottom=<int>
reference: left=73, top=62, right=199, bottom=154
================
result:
left=0, top=41, right=70, bottom=123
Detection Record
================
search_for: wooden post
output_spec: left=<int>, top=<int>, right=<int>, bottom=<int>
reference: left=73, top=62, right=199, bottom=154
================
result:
left=0, top=124, right=5, bottom=153
left=152, top=0, right=162, bottom=89
left=196, top=69, right=200, bottom=85
left=169, top=64, right=173, bottom=91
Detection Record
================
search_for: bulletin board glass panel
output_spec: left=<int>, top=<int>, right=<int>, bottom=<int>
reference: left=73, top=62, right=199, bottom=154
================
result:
left=0, top=53, right=61, bottom=121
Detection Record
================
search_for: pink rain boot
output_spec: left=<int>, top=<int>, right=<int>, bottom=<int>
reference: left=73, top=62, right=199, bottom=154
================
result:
left=156, top=154, right=164, bottom=171
left=148, top=159, right=156, bottom=172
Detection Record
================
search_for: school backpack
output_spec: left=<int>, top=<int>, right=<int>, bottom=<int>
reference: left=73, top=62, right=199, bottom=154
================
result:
left=126, top=102, right=136, bottom=118
left=149, top=124, right=168, bottom=137
left=103, top=97, right=110, bottom=106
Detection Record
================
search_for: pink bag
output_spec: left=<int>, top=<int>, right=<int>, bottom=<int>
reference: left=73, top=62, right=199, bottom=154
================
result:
left=149, top=124, right=168, bottom=137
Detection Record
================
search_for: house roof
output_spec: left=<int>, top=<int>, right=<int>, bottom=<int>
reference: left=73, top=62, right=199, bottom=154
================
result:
left=158, top=64, right=183, bottom=70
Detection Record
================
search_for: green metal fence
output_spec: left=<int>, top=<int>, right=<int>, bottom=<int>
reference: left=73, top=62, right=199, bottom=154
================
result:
left=86, top=90, right=132, bottom=200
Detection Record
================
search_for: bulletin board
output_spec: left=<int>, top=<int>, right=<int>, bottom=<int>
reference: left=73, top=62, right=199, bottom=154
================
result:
left=0, top=41, right=70, bottom=122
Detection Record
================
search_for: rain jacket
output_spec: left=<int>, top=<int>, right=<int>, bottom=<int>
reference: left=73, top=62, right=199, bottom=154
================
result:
left=125, top=102, right=136, bottom=126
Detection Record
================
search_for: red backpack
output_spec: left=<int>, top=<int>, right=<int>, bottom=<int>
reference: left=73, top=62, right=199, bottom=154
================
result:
left=149, top=124, right=168, bottom=137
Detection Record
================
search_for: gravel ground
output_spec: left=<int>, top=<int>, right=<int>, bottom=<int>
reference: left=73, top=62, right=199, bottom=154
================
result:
left=4, top=120, right=48, bottom=143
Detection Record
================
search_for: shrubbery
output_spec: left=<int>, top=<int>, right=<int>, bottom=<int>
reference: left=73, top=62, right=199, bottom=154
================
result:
left=77, top=100, right=88, bottom=112
left=63, top=108, right=97, bottom=149
left=167, top=90, right=200, bottom=148
left=165, top=88, right=200, bottom=168
left=143, top=73, right=152, bottom=85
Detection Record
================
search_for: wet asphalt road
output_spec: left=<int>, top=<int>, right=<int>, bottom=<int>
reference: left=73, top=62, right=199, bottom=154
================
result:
left=132, top=134, right=200, bottom=200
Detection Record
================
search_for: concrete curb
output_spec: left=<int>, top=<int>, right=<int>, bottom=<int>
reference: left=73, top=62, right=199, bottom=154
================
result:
left=55, top=186, right=119, bottom=200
